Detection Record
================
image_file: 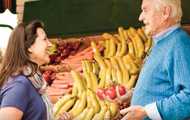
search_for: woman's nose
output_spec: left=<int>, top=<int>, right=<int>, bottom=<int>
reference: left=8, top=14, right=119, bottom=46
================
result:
left=47, top=39, right=52, bottom=47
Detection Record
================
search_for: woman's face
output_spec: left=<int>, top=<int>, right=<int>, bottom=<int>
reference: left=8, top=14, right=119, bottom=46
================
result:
left=28, top=28, right=52, bottom=65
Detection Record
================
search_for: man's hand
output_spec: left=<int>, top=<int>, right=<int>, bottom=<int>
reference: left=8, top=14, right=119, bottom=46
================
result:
left=120, top=105, right=147, bottom=120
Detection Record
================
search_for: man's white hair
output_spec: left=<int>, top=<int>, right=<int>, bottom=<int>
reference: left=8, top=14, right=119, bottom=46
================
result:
left=155, top=0, right=182, bottom=23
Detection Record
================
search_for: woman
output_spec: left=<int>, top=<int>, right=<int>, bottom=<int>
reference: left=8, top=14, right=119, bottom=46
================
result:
left=0, top=20, right=71, bottom=120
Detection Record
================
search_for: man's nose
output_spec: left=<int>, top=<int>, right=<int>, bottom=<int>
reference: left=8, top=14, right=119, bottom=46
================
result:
left=138, top=12, right=143, bottom=22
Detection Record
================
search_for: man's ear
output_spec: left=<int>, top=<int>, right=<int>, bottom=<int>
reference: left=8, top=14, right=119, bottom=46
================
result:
left=162, top=5, right=171, bottom=20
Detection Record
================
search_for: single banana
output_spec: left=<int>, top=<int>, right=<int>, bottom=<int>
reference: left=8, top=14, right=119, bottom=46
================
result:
left=145, top=37, right=153, bottom=53
left=126, top=31, right=135, bottom=56
left=73, top=107, right=89, bottom=120
left=92, top=61, right=100, bottom=76
left=87, top=89, right=101, bottom=113
left=115, top=43, right=122, bottom=57
left=109, top=102, right=119, bottom=118
left=123, top=55, right=139, bottom=75
left=98, top=68, right=106, bottom=88
left=91, top=41, right=101, bottom=56
left=54, top=94, right=75, bottom=117
left=84, top=107, right=95, bottom=120
left=110, top=57, right=123, bottom=84
left=71, top=70, right=86, bottom=94
left=127, top=29, right=138, bottom=57
left=116, top=56, right=130, bottom=85
left=126, top=75, right=138, bottom=89
left=137, top=28, right=147, bottom=42
left=104, top=59, right=113, bottom=87
left=118, top=27, right=127, bottom=56
left=108, top=38, right=116, bottom=57
left=94, top=54, right=106, bottom=69
left=104, top=39, right=110, bottom=58
left=89, top=72, right=98, bottom=91
left=69, top=91, right=87, bottom=117
left=85, top=60, right=93, bottom=73
left=92, top=100, right=107, bottom=120
left=55, top=96, right=76, bottom=119
left=134, top=34, right=145, bottom=58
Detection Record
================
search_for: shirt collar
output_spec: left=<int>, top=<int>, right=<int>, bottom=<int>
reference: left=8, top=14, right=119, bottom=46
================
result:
left=153, top=24, right=180, bottom=45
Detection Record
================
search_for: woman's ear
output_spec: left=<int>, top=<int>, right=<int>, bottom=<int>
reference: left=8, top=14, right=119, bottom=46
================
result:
left=28, top=47, right=33, bottom=53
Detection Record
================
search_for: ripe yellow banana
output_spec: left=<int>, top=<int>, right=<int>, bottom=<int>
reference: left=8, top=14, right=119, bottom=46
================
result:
left=94, top=54, right=106, bottom=69
left=55, top=96, right=76, bottom=119
left=73, top=107, right=89, bottom=120
left=98, top=68, right=106, bottom=88
left=137, top=28, right=147, bottom=42
left=54, top=94, right=75, bottom=117
left=104, top=39, right=110, bottom=58
left=69, top=91, right=87, bottom=117
left=123, top=54, right=139, bottom=74
left=108, top=38, right=116, bottom=57
left=134, top=34, right=145, bottom=58
left=116, top=57, right=130, bottom=85
left=116, top=43, right=122, bottom=57
left=111, top=68, right=117, bottom=83
left=83, top=71, right=93, bottom=89
left=126, top=75, right=138, bottom=89
left=71, top=70, right=86, bottom=94
left=118, top=27, right=127, bottom=56
left=89, top=72, right=98, bottom=91
left=92, top=100, right=107, bottom=120
left=110, top=57, right=123, bottom=84
left=127, top=29, right=138, bottom=57
left=87, top=89, right=101, bottom=113
left=104, top=59, right=113, bottom=87
left=145, top=37, right=153, bottom=53
left=127, top=34, right=136, bottom=56
left=92, top=61, right=100, bottom=75
left=91, top=41, right=101, bottom=56
left=84, top=107, right=95, bottom=120
left=85, top=60, right=93, bottom=73
left=109, top=102, right=119, bottom=118
left=102, top=33, right=114, bottom=40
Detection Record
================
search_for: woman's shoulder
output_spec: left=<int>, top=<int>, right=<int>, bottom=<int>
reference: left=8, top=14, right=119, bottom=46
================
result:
left=1, top=75, right=32, bottom=91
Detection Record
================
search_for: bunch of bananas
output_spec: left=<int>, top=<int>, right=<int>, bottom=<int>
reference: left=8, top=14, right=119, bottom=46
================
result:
left=92, top=27, right=152, bottom=89
left=53, top=26, right=152, bottom=120
left=54, top=70, right=118, bottom=120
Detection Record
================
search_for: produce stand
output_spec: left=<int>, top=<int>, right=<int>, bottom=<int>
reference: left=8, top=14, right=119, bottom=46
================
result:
left=22, top=0, right=190, bottom=119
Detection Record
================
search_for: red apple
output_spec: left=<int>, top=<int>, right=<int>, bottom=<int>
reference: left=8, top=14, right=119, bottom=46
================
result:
left=96, top=88, right=106, bottom=100
left=105, top=86, right=117, bottom=100
left=116, top=85, right=127, bottom=97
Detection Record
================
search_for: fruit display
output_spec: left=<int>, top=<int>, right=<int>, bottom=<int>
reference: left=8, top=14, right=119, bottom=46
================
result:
left=42, top=37, right=104, bottom=103
left=53, top=26, right=152, bottom=120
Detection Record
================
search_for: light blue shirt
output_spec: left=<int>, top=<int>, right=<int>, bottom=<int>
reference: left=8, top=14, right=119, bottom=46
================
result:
left=131, top=25, right=190, bottom=120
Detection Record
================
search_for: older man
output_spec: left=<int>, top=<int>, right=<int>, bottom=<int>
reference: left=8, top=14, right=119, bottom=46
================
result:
left=120, top=0, right=190, bottom=120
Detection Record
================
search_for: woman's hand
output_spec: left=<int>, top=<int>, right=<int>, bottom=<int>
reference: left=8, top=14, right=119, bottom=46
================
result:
left=58, top=112, right=72, bottom=120
left=120, top=105, right=147, bottom=120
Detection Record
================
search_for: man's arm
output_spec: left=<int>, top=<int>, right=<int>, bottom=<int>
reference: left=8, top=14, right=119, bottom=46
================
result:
left=156, top=36, right=190, bottom=120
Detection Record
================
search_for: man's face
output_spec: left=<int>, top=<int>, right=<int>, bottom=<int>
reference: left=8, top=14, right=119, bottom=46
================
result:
left=139, top=0, right=164, bottom=35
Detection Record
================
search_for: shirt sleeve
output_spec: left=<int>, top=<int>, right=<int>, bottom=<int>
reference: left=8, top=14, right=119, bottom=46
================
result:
left=144, top=102, right=162, bottom=120
left=156, top=37, right=190, bottom=120
left=1, top=82, right=29, bottom=112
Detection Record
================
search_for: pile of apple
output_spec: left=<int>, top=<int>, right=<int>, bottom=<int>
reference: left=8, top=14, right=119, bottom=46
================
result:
left=96, top=84, right=127, bottom=101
